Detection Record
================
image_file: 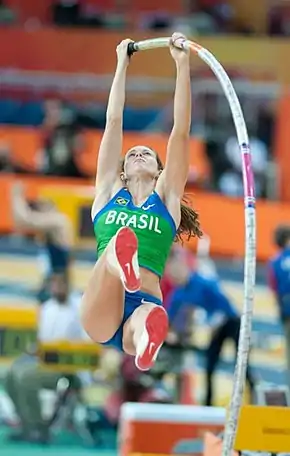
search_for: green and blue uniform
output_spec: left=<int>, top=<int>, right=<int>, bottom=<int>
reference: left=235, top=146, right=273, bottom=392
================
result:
left=93, top=187, right=176, bottom=350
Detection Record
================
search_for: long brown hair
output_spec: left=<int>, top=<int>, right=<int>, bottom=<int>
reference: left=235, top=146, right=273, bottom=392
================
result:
left=120, top=150, right=203, bottom=242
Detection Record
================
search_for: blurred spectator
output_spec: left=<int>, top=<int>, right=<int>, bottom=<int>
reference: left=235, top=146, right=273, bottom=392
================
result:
left=198, top=0, right=235, bottom=32
left=0, top=0, right=16, bottom=25
left=11, top=181, right=73, bottom=303
left=162, top=240, right=216, bottom=311
left=52, top=0, right=81, bottom=26
left=257, top=103, right=275, bottom=154
left=138, top=0, right=242, bottom=35
left=140, top=12, right=172, bottom=32
left=195, top=234, right=218, bottom=279
left=161, top=246, right=196, bottom=344
left=165, top=247, right=255, bottom=405
left=161, top=245, right=196, bottom=307
left=171, top=0, right=218, bottom=36
left=39, top=99, right=88, bottom=178
left=219, top=130, right=268, bottom=197
left=187, top=0, right=220, bottom=34
left=268, top=1, right=290, bottom=36
left=52, top=0, right=107, bottom=27
left=0, top=141, right=32, bottom=174
left=4, top=272, right=88, bottom=444
left=78, top=0, right=103, bottom=27
left=172, top=0, right=239, bottom=36
left=268, top=224, right=290, bottom=392
left=101, top=354, right=171, bottom=428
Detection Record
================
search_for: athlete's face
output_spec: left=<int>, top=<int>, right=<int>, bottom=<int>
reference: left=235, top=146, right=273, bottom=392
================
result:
left=123, top=146, right=160, bottom=180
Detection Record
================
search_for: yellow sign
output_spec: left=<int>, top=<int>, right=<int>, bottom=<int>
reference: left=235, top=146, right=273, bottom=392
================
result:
left=0, top=307, right=37, bottom=328
left=0, top=307, right=101, bottom=372
left=39, top=341, right=101, bottom=373
left=0, top=307, right=37, bottom=360
left=235, top=405, right=290, bottom=453
left=39, top=185, right=94, bottom=248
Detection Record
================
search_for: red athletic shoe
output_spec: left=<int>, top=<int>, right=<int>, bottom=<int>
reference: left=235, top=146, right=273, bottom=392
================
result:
left=135, top=306, right=169, bottom=371
left=114, top=227, right=141, bottom=293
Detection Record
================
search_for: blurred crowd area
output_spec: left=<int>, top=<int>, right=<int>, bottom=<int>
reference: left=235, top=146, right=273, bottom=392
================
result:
left=0, top=238, right=259, bottom=448
left=1, top=0, right=290, bottom=36
left=0, top=2, right=286, bottom=200
left=0, top=96, right=277, bottom=199
left=0, top=229, right=289, bottom=454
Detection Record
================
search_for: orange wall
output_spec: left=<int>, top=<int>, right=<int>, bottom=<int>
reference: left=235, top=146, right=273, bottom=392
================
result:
left=274, top=89, right=290, bottom=201
left=0, top=126, right=208, bottom=179
left=0, top=29, right=290, bottom=82
left=1, top=174, right=288, bottom=261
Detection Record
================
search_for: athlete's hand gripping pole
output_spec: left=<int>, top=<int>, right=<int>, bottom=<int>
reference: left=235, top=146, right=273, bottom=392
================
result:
left=127, top=37, right=192, bottom=56
left=126, top=34, right=256, bottom=456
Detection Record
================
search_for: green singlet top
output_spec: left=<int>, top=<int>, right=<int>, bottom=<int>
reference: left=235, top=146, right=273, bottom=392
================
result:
left=93, top=188, right=177, bottom=277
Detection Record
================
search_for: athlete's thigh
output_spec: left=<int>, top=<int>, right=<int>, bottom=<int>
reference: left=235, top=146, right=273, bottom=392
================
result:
left=82, top=253, right=125, bottom=343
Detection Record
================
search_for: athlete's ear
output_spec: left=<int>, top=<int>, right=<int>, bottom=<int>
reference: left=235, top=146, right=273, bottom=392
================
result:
left=120, top=172, right=126, bottom=182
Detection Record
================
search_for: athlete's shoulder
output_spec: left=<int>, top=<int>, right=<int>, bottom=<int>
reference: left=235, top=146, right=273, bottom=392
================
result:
left=92, top=187, right=129, bottom=222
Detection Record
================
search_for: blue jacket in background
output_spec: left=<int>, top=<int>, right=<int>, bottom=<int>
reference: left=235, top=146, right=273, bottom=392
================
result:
left=166, top=272, right=238, bottom=324
left=268, top=247, right=290, bottom=320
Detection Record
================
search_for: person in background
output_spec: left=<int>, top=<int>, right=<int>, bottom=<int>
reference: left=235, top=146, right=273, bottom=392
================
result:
left=0, top=0, right=16, bottom=25
left=51, top=0, right=81, bottom=27
left=11, top=182, right=73, bottom=303
left=39, top=99, right=87, bottom=178
left=161, top=245, right=196, bottom=345
left=161, top=245, right=195, bottom=307
left=4, top=273, right=89, bottom=444
left=165, top=247, right=255, bottom=405
left=268, top=224, right=290, bottom=391
left=161, top=237, right=216, bottom=309
left=101, top=354, right=171, bottom=429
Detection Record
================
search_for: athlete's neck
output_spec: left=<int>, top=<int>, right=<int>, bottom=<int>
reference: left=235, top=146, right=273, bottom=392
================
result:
left=126, top=176, right=156, bottom=207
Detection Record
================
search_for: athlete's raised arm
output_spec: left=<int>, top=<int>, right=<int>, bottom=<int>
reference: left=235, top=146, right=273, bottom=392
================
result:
left=95, top=39, right=132, bottom=196
left=160, top=33, right=191, bottom=202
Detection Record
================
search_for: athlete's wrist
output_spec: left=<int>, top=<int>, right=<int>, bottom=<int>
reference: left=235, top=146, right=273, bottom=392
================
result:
left=175, top=57, right=190, bottom=71
left=116, top=60, right=129, bottom=73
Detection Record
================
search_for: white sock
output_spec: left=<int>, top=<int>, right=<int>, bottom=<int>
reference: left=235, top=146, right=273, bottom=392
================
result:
left=105, top=236, right=120, bottom=277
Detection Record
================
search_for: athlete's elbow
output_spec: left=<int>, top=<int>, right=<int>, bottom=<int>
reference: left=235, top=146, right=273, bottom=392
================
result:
left=105, top=114, right=122, bottom=128
left=171, top=127, right=190, bottom=141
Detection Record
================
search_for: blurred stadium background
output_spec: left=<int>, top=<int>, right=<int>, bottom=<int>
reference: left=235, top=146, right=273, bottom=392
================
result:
left=1, top=0, right=290, bottom=455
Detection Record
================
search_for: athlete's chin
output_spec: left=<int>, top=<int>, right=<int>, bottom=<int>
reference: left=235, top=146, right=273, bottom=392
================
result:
left=131, top=163, right=155, bottom=177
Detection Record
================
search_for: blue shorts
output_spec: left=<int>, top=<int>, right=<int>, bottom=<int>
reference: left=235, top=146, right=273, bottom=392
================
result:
left=101, top=290, right=162, bottom=351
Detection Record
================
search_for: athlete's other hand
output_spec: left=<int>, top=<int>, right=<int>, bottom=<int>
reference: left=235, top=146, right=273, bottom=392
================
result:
left=116, top=38, right=133, bottom=69
left=170, top=32, right=189, bottom=64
